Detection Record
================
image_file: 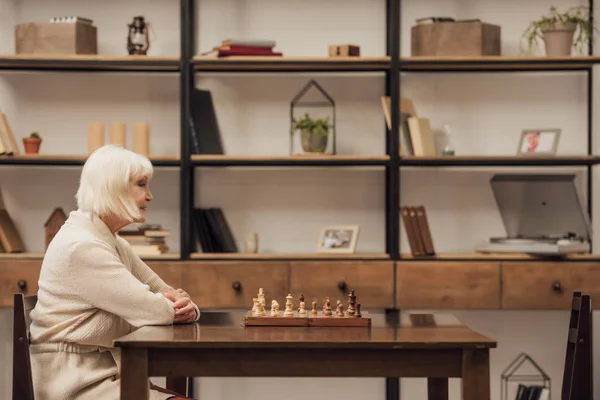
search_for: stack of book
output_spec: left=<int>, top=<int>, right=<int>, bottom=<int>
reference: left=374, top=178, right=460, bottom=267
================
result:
left=202, top=39, right=282, bottom=57
left=118, top=224, right=170, bottom=257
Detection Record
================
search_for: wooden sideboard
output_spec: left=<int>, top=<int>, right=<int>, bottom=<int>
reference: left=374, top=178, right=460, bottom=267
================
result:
left=1, top=259, right=599, bottom=310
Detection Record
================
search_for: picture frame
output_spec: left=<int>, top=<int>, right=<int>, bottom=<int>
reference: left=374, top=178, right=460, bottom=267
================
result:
left=517, top=128, right=561, bottom=155
left=317, top=225, right=359, bottom=254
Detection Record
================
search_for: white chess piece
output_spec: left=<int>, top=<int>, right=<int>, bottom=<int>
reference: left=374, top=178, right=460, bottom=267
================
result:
left=252, top=298, right=259, bottom=316
left=270, top=300, right=279, bottom=317
left=283, top=293, right=294, bottom=317
left=298, top=301, right=306, bottom=316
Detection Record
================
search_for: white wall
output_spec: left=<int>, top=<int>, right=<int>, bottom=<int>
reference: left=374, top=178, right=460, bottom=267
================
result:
left=1, top=0, right=599, bottom=399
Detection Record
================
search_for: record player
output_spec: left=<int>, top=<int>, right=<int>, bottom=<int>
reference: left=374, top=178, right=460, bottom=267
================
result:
left=475, top=174, right=591, bottom=255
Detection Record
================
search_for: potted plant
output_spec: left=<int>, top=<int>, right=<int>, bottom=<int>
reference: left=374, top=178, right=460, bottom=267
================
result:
left=292, top=113, right=332, bottom=153
left=522, top=6, right=598, bottom=56
left=23, top=132, right=42, bottom=154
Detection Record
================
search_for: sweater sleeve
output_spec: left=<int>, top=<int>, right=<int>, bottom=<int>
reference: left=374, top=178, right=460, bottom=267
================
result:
left=69, top=240, right=175, bottom=327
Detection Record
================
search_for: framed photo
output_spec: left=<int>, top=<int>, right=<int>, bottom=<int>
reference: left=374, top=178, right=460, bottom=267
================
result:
left=517, top=128, right=560, bottom=155
left=317, top=225, right=359, bottom=254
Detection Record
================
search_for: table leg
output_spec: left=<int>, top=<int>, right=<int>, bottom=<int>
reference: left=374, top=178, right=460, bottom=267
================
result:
left=121, top=348, right=149, bottom=400
left=461, top=349, right=490, bottom=400
left=427, top=378, right=448, bottom=400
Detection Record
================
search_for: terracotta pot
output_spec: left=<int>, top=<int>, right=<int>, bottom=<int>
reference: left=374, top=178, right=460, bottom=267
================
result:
left=542, top=23, right=577, bottom=56
left=23, top=137, right=42, bottom=154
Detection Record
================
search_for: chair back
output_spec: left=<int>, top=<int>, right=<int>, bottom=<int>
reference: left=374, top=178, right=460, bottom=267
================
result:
left=13, top=293, right=37, bottom=400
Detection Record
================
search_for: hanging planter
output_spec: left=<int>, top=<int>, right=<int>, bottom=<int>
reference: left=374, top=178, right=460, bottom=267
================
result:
left=523, top=6, right=598, bottom=57
left=22, top=132, right=42, bottom=154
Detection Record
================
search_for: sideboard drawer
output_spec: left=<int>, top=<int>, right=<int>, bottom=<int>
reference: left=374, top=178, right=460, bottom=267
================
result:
left=146, top=262, right=183, bottom=290
left=502, top=262, right=600, bottom=309
left=181, top=261, right=289, bottom=309
left=289, top=261, right=394, bottom=308
left=0, top=260, right=41, bottom=307
left=396, top=261, right=500, bottom=309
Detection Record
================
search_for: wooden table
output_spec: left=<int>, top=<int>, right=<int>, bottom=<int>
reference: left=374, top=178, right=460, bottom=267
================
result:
left=114, top=313, right=496, bottom=400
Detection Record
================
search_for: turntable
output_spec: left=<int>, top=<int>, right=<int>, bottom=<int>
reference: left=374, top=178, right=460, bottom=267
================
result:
left=475, top=174, right=591, bottom=255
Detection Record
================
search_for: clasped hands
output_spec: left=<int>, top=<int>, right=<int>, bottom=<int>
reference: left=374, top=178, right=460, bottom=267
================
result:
left=163, top=288, right=198, bottom=324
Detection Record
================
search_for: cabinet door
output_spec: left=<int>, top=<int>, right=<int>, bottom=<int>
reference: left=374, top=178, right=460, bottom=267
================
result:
left=181, top=261, right=289, bottom=309
left=0, top=260, right=41, bottom=307
left=289, top=261, right=394, bottom=308
left=396, top=261, right=501, bottom=309
left=502, top=262, right=600, bottom=309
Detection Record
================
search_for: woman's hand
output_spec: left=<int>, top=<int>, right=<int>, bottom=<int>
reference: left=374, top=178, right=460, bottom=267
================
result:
left=164, top=287, right=190, bottom=301
left=164, top=291, right=198, bottom=324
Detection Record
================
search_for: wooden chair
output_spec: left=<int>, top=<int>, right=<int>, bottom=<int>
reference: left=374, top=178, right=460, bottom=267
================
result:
left=12, top=292, right=37, bottom=400
left=562, top=291, right=593, bottom=400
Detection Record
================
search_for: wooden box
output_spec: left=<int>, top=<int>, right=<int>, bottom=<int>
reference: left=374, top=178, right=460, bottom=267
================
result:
left=15, top=22, right=98, bottom=55
left=329, top=44, right=360, bottom=57
left=411, top=22, right=500, bottom=56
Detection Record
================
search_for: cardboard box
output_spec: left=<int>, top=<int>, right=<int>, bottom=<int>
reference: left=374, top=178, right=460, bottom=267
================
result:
left=411, top=22, right=500, bottom=56
left=329, top=44, right=360, bottom=57
left=15, top=22, right=97, bottom=55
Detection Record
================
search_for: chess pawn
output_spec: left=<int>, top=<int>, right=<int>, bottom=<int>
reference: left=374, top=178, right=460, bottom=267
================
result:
left=252, top=298, right=259, bottom=316
left=355, top=303, right=362, bottom=318
left=270, top=300, right=279, bottom=317
left=336, top=302, right=344, bottom=316
left=298, top=301, right=306, bottom=316
left=323, top=297, right=332, bottom=316
left=311, top=301, right=318, bottom=315
left=283, top=293, right=294, bottom=317
left=298, top=294, right=305, bottom=312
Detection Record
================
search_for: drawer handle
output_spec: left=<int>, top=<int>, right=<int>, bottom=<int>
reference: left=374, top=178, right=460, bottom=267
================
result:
left=337, top=281, right=347, bottom=292
left=551, top=281, right=562, bottom=292
left=231, top=281, right=242, bottom=292
left=17, top=280, right=27, bottom=291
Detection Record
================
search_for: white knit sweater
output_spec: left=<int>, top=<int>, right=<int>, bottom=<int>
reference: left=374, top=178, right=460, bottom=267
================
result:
left=29, top=209, right=193, bottom=399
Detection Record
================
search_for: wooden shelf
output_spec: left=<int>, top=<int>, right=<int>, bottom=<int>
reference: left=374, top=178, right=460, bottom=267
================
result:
left=0, top=154, right=180, bottom=166
left=0, top=252, right=180, bottom=260
left=400, top=252, right=600, bottom=261
left=401, top=56, right=600, bottom=72
left=193, top=56, right=390, bottom=72
left=190, top=253, right=390, bottom=260
left=0, top=55, right=180, bottom=72
left=400, top=155, right=600, bottom=167
left=191, top=154, right=389, bottom=166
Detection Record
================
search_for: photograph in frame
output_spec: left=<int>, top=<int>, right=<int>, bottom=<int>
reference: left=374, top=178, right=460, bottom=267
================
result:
left=517, top=128, right=560, bottom=155
left=317, top=225, right=359, bottom=254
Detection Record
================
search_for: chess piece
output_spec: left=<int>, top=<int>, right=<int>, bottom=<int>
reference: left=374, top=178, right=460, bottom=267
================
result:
left=257, top=288, right=266, bottom=309
left=298, top=301, right=306, bottom=316
left=283, top=293, right=294, bottom=317
left=257, top=299, right=266, bottom=316
left=347, top=289, right=356, bottom=316
left=311, top=301, right=318, bottom=315
left=323, top=297, right=332, bottom=316
left=355, top=303, right=362, bottom=318
left=270, top=300, right=280, bottom=317
left=336, top=301, right=344, bottom=316
left=298, top=293, right=305, bottom=312
left=252, top=298, right=259, bottom=316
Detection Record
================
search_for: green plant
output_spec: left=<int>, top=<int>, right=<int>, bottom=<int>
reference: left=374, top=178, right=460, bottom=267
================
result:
left=29, top=132, right=40, bottom=139
left=522, top=6, right=598, bottom=54
left=292, top=113, right=332, bottom=135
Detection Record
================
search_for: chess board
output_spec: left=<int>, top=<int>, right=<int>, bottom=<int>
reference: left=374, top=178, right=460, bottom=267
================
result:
left=244, top=311, right=372, bottom=327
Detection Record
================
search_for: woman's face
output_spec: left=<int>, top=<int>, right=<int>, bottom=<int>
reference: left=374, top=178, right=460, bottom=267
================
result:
left=131, top=175, right=153, bottom=222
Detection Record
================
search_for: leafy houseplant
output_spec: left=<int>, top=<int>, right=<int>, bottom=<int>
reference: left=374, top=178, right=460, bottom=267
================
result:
left=292, top=113, right=332, bottom=153
left=522, top=6, right=598, bottom=56
left=23, top=132, right=42, bottom=154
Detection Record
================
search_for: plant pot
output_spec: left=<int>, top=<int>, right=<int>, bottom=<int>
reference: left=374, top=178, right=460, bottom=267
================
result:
left=542, top=23, right=576, bottom=56
left=23, top=137, right=42, bottom=154
left=300, top=127, right=328, bottom=153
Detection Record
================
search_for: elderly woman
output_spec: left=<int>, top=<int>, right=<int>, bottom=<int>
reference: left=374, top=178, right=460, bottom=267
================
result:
left=29, top=145, right=198, bottom=400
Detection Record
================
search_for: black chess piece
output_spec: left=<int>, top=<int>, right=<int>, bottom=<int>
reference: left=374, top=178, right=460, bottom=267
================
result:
left=355, top=303, right=362, bottom=318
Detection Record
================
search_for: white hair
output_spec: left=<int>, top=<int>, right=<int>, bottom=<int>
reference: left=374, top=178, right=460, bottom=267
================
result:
left=76, top=145, right=153, bottom=222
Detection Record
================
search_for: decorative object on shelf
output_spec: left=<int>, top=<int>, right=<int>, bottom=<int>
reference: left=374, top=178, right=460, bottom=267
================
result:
left=87, top=122, right=105, bottom=155
left=411, top=18, right=501, bottom=56
left=15, top=18, right=97, bottom=55
left=109, top=122, right=126, bottom=147
left=380, top=96, right=417, bottom=156
left=22, top=132, right=42, bottom=154
left=500, top=352, right=550, bottom=400
left=328, top=44, right=360, bottom=57
left=200, top=39, right=282, bottom=57
left=400, top=205, right=435, bottom=257
left=127, top=16, right=151, bottom=55
left=522, top=6, right=597, bottom=56
left=317, top=225, right=359, bottom=254
left=193, top=208, right=238, bottom=253
left=441, top=124, right=457, bottom=156
left=44, top=207, right=67, bottom=250
left=133, top=122, right=150, bottom=156
left=0, top=206, right=26, bottom=253
left=290, top=80, right=336, bottom=155
left=0, top=113, right=19, bottom=155
left=245, top=233, right=259, bottom=253
left=517, top=128, right=560, bottom=156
